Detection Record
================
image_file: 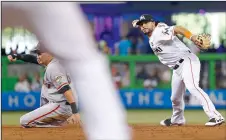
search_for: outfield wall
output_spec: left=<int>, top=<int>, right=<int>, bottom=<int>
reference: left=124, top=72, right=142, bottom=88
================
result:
left=2, top=89, right=226, bottom=111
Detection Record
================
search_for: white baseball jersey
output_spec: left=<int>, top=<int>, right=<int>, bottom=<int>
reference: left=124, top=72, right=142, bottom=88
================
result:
left=149, top=23, right=224, bottom=124
left=149, top=23, right=191, bottom=68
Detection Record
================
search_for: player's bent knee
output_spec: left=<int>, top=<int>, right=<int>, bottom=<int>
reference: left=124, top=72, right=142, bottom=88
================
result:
left=20, top=115, right=30, bottom=127
left=20, top=116, right=27, bottom=125
left=170, top=97, right=181, bottom=105
left=171, top=99, right=181, bottom=105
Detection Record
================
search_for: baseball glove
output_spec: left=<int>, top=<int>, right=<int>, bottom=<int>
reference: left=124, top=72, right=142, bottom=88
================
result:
left=194, top=33, right=211, bottom=50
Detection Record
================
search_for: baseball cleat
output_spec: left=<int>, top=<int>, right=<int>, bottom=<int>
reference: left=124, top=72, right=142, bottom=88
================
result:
left=160, top=118, right=185, bottom=126
left=21, top=125, right=32, bottom=128
left=205, top=117, right=225, bottom=126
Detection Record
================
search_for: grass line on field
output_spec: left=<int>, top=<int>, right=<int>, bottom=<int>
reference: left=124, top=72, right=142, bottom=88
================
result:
left=2, top=109, right=226, bottom=125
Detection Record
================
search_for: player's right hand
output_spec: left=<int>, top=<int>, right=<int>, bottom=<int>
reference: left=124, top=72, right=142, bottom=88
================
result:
left=132, top=19, right=139, bottom=28
left=7, top=55, right=17, bottom=62
left=67, top=113, right=81, bottom=125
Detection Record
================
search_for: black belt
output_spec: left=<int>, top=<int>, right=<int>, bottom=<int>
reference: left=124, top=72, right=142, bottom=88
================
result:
left=173, top=50, right=191, bottom=70
left=173, top=59, right=184, bottom=70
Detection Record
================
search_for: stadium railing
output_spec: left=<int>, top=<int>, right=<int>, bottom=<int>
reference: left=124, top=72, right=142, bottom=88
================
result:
left=2, top=53, right=226, bottom=91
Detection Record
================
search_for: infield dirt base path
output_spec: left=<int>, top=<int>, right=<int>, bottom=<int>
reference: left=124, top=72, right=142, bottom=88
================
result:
left=2, top=124, right=226, bottom=140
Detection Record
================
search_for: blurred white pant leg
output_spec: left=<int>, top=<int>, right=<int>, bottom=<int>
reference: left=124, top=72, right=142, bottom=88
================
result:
left=2, top=2, right=131, bottom=140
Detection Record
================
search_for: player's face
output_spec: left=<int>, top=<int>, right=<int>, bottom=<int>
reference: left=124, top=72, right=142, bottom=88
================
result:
left=37, top=52, right=52, bottom=66
left=140, top=21, right=155, bottom=35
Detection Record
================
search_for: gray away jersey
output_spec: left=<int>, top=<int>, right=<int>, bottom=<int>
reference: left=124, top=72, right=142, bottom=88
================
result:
left=149, top=23, right=191, bottom=68
left=41, top=59, right=70, bottom=102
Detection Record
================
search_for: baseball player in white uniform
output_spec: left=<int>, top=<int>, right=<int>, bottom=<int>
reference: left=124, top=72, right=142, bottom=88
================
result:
left=132, top=14, right=225, bottom=126
left=8, top=48, right=81, bottom=127
left=3, top=2, right=131, bottom=140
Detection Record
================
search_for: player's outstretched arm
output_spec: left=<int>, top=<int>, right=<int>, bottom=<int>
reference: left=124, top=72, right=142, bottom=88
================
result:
left=8, top=54, right=39, bottom=64
left=173, top=26, right=195, bottom=41
left=174, top=25, right=202, bottom=44
left=174, top=26, right=211, bottom=50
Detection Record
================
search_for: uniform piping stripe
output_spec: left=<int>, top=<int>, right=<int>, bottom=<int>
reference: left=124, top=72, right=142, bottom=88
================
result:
left=188, top=58, right=210, bottom=112
left=213, top=111, right=220, bottom=117
left=57, top=82, right=69, bottom=90
left=27, top=105, right=60, bottom=125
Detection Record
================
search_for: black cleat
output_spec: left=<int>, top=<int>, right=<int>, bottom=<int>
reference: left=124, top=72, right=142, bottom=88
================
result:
left=205, top=117, right=225, bottom=126
left=160, top=118, right=185, bottom=126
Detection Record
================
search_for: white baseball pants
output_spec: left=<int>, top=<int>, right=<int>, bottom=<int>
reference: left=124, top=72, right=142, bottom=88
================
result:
left=20, top=102, right=72, bottom=128
left=171, top=52, right=223, bottom=124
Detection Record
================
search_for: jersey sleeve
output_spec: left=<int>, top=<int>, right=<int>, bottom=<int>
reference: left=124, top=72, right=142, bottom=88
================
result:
left=156, top=23, right=175, bottom=41
left=49, top=65, right=70, bottom=91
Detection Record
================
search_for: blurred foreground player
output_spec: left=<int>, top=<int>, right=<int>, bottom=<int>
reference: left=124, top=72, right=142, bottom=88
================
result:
left=2, top=2, right=131, bottom=140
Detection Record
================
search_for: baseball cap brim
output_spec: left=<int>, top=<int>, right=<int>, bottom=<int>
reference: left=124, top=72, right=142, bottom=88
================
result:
left=30, top=47, right=42, bottom=54
left=136, top=19, right=153, bottom=26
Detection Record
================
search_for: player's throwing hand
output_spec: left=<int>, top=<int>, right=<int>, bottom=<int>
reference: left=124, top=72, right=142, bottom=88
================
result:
left=132, top=19, right=139, bottom=28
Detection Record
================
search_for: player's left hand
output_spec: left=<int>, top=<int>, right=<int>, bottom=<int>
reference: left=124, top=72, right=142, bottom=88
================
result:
left=7, top=55, right=17, bottom=62
left=191, top=33, right=211, bottom=50
left=67, top=113, right=81, bottom=125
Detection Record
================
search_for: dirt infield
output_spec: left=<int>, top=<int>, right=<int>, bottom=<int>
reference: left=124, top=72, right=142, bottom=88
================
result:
left=2, top=124, right=226, bottom=140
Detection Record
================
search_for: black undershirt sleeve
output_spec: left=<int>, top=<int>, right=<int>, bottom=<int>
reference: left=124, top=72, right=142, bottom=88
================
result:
left=58, top=85, right=71, bottom=93
left=12, top=54, right=39, bottom=64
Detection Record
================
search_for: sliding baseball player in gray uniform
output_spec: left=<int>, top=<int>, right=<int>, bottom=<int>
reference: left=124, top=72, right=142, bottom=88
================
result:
left=8, top=48, right=80, bottom=127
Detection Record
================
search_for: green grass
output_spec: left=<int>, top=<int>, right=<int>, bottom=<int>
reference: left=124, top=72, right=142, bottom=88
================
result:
left=127, top=109, right=226, bottom=124
left=2, top=111, right=26, bottom=125
left=2, top=109, right=226, bottom=125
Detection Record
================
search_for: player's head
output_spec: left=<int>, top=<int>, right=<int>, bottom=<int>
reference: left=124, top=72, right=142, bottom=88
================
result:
left=31, top=46, right=53, bottom=66
left=135, top=14, right=156, bottom=35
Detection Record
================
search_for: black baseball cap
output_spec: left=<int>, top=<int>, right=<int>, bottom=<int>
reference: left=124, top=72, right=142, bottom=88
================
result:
left=136, top=14, right=155, bottom=25
left=30, top=42, right=45, bottom=54
left=30, top=42, right=46, bottom=54
left=30, top=46, right=42, bottom=54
